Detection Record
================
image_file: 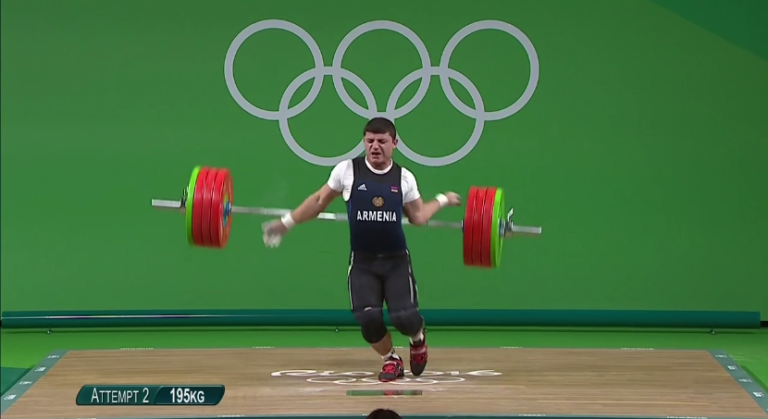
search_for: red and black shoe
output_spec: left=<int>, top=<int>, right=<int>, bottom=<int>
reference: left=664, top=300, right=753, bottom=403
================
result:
left=409, top=332, right=428, bottom=376
left=378, top=357, right=405, bottom=382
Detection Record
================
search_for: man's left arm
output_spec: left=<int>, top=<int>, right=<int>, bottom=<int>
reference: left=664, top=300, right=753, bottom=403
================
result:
left=402, top=170, right=461, bottom=226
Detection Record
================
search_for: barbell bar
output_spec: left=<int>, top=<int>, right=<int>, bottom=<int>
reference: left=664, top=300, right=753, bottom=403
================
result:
left=150, top=166, right=543, bottom=268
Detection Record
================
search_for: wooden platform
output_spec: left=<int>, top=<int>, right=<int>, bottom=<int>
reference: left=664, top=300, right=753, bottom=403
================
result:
left=1, top=347, right=766, bottom=419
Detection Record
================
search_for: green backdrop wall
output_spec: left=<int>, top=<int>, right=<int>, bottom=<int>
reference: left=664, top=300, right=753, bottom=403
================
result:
left=2, top=0, right=767, bottom=327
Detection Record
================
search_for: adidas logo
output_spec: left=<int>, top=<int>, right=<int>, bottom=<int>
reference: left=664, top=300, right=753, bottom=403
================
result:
left=357, top=184, right=367, bottom=191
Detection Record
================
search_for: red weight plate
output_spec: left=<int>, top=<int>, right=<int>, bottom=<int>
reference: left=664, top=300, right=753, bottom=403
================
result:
left=191, top=167, right=211, bottom=246
left=201, top=168, right=218, bottom=247
left=221, top=170, right=233, bottom=247
left=463, top=187, right=478, bottom=266
left=209, top=168, right=231, bottom=248
left=471, top=187, right=487, bottom=267
left=480, top=187, right=497, bottom=268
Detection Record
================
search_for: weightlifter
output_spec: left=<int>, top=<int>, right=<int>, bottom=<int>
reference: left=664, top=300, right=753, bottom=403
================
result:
left=261, top=117, right=461, bottom=382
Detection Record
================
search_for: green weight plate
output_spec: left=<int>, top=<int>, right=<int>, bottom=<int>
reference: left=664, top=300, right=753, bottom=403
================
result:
left=186, top=166, right=202, bottom=245
left=491, top=187, right=505, bottom=268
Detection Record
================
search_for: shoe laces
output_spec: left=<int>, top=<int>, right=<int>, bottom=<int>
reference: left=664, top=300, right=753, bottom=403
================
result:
left=382, top=361, right=400, bottom=374
left=411, top=345, right=428, bottom=363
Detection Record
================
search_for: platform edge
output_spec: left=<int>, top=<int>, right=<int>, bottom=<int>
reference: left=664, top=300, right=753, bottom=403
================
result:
left=0, top=350, right=68, bottom=415
left=40, top=414, right=765, bottom=419
left=708, top=349, right=768, bottom=417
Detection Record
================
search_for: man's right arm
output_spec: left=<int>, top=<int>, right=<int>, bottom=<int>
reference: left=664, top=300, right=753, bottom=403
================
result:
left=281, top=184, right=341, bottom=227
left=279, top=161, right=346, bottom=229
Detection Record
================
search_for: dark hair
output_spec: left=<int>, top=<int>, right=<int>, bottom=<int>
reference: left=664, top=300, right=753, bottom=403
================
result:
left=364, top=117, right=397, bottom=140
left=365, top=408, right=402, bottom=419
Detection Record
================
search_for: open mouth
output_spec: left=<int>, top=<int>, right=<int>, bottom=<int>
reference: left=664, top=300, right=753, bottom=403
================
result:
left=371, top=151, right=382, bottom=158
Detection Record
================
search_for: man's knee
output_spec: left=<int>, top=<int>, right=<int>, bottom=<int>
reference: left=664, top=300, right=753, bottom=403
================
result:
left=388, top=308, right=424, bottom=337
left=353, top=307, right=388, bottom=344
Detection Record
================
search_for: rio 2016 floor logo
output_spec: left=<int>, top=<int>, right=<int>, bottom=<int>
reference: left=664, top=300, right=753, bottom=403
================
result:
left=271, top=369, right=502, bottom=385
left=224, top=19, right=539, bottom=167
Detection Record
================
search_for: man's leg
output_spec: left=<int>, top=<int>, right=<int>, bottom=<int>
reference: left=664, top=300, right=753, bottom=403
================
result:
left=383, top=250, right=428, bottom=376
left=348, top=253, right=405, bottom=382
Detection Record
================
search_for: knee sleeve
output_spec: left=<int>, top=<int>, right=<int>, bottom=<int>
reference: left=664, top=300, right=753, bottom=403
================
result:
left=353, top=307, right=388, bottom=344
left=388, top=308, right=424, bottom=337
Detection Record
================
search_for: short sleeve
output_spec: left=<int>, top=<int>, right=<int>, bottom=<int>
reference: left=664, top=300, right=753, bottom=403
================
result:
left=402, top=168, right=420, bottom=203
left=327, top=160, right=349, bottom=192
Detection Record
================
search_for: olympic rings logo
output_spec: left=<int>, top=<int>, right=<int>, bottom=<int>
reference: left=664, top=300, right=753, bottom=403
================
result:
left=224, top=19, right=539, bottom=167
left=270, top=369, right=501, bottom=385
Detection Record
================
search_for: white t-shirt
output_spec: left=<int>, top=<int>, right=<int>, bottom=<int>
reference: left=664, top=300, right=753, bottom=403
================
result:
left=327, top=159, right=420, bottom=204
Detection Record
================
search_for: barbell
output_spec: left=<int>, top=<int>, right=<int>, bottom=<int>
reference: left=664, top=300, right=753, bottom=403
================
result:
left=150, top=166, right=543, bottom=268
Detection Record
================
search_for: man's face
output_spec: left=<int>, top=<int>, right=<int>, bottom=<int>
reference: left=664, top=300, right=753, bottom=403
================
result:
left=364, top=132, right=397, bottom=165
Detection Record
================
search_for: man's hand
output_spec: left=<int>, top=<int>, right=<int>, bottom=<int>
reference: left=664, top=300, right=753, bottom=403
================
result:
left=262, top=219, right=289, bottom=248
left=441, top=192, right=462, bottom=207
